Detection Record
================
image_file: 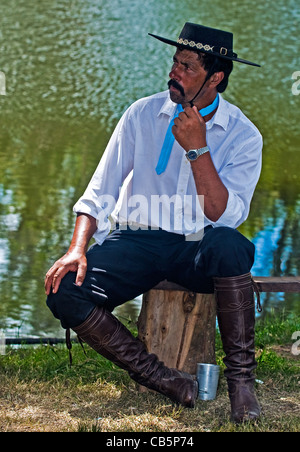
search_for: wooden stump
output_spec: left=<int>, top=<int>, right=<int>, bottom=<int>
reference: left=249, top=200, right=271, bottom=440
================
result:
left=137, top=287, right=216, bottom=376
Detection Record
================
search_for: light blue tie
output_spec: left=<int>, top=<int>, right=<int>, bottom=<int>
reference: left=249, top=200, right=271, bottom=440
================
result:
left=155, top=94, right=219, bottom=175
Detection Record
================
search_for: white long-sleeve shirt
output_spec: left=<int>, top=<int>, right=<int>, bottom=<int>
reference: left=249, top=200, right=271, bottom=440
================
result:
left=73, top=90, right=262, bottom=245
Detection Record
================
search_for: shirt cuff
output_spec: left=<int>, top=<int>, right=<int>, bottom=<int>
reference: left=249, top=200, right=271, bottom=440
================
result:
left=73, top=199, right=111, bottom=245
left=206, top=190, right=245, bottom=229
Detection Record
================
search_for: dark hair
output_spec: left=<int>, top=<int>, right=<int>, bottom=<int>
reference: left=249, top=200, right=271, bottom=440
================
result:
left=197, top=52, right=233, bottom=93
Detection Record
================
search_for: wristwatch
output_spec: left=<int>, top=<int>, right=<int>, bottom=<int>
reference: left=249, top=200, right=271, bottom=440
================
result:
left=186, top=146, right=210, bottom=161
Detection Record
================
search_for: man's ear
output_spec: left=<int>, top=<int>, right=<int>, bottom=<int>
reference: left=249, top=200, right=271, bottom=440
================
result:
left=209, top=71, right=224, bottom=88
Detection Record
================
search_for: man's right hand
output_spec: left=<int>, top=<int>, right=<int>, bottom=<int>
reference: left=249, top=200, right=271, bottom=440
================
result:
left=44, top=248, right=88, bottom=295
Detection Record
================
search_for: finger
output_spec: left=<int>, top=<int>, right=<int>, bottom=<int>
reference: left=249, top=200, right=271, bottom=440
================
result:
left=178, top=110, right=189, bottom=121
left=51, top=274, right=63, bottom=295
left=171, top=124, right=178, bottom=136
left=183, top=105, right=201, bottom=118
left=45, top=264, right=59, bottom=295
left=182, top=106, right=194, bottom=118
left=45, top=279, right=52, bottom=296
left=51, top=266, right=70, bottom=294
left=173, top=117, right=179, bottom=126
left=75, top=261, right=87, bottom=287
left=174, top=112, right=187, bottom=126
left=192, top=105, right=204, bottom=120
left=45, top=276, right=52, bottom=295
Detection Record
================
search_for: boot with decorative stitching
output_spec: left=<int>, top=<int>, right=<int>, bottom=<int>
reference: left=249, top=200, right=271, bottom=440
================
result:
left=72, top=306, right=198, bottom=408
left=214, top=273, right=261, bottom=423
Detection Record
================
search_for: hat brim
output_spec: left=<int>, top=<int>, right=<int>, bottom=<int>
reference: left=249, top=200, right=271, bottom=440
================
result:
left=148, top=33, right=260, bottom=67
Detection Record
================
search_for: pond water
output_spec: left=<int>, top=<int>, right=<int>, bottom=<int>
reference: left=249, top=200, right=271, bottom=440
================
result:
left=0, top=0, right=299, bottom=337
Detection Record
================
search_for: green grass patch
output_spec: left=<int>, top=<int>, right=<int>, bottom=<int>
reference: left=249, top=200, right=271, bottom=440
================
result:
left=0, top=313, right=299, bottom=432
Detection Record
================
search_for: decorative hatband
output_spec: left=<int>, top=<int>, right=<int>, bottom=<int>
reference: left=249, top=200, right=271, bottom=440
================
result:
left=177, top=38, right=235, bottom=57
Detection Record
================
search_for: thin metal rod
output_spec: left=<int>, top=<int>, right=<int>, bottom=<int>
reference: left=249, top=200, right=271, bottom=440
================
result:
left=3, top=337, right=77, bottom=345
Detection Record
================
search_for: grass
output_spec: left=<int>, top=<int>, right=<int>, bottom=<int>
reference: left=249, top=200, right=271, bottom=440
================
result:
left=0, top=313, right=299, bottom=432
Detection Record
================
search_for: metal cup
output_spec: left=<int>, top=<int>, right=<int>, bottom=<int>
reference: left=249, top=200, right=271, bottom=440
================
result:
left=196, top=363, right=220, bottom=400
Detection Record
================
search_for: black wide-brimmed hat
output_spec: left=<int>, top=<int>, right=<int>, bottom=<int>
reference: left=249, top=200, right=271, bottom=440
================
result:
left=149, top=22, right=260, bottom=67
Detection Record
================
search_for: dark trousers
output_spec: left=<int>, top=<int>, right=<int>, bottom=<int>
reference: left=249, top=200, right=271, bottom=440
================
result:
left=47, top=226, right=255, bottom=329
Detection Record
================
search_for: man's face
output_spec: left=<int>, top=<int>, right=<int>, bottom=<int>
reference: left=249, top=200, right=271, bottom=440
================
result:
left=168, top=48, right=208, bottom=106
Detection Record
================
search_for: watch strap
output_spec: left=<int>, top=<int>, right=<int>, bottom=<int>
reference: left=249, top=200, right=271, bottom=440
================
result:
left=186, top=146, right=210, bottom=161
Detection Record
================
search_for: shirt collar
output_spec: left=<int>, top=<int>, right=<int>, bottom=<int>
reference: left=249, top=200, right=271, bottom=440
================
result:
left=158, top=91, right=177, bottom=118
left=206, top=94, right=229, bottom=131
left=158, top=91, right=229, bottom=131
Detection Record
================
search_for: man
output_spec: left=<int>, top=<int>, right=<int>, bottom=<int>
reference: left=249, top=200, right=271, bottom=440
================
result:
left=45, top=23, right=263, bottom=423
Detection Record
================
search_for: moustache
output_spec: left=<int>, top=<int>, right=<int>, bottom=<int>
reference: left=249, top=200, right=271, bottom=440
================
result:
left=168, top=79, right=185, bottom=97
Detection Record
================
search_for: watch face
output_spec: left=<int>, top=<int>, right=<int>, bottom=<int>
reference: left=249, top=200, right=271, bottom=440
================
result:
left=187, top=150, right=198, bottom=160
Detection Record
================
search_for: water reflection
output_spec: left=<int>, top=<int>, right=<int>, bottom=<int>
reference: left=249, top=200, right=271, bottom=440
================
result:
left=0, top=0, right=299, bottom=337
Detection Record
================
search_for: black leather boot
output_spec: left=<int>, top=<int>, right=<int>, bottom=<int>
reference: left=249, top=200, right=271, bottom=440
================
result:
left=214, top=273, right=261, bottom=423
left=72, top=306, right=198, bottom=408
